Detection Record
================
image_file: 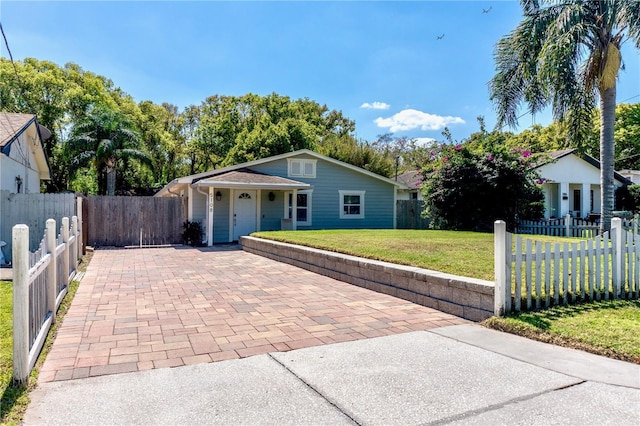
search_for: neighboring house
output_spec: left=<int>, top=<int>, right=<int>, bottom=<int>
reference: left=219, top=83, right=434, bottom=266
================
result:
left=396, top=170, right=423, bottom=201
left=619, top=169, right=640, bottom=185
left=0, top=113, right=52, bottom=193
left=156, top=149, right=407, bottom=244
left=535, top=149, right=632, bottom=220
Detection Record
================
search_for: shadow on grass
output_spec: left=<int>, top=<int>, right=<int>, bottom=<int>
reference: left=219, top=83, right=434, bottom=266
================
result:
left=0, top=381, right=27, bottom=423
left=508, top=299, right=640, bottom=331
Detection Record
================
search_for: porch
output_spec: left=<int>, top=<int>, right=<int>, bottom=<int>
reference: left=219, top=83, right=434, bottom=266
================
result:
left=541, top=182, right=600, bottom=220
left=187, top=169, right=311, bottom=244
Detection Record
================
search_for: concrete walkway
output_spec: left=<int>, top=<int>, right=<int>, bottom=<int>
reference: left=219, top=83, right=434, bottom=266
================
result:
left=25, top=324, right=640, bottom=425
left=39, top=246, right=466, bottom=382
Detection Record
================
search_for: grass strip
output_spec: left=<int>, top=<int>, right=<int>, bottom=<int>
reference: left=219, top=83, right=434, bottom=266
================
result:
left=1, top=252, right=91, bottom=425
left=482, top=300, right=640, bottom=364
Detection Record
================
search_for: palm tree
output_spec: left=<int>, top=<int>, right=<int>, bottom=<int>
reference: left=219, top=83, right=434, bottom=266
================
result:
left=68, top=106, right=153, bottom=195
left=490, top=0, right=640, bottom=232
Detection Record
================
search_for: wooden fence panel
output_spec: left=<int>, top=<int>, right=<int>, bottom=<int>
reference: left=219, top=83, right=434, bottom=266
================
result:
left=396, top=200, right=430, bottom=230
left=86, top=196, right=186, bottom=247
left=0, top=191, right=76, bottom=262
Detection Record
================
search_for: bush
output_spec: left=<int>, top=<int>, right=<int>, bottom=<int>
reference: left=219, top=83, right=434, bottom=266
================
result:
left=182, top=221, right=204, bottom=246
left=422, top=144, right=544, bottom=232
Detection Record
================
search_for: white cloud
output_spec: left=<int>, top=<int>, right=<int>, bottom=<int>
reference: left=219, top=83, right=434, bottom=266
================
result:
left=412, top=137, right=437, bottom=147
left=374, top=109, right=465, bottom=132
left=360, top=101, right=390, bottom=110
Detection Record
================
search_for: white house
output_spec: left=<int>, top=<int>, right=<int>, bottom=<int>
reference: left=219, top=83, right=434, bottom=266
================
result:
left=619, top=169, right=640, bottom=185
left=0, top=113, right=51, bottom=193
left=395, top=170, right=423, bottom=201
left=535, top=149, right=632, bottom=219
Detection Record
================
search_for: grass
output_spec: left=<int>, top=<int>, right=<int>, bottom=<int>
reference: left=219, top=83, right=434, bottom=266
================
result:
left=483, top=300, right=640, bottom=364
left=253, top=229, right=640, bottom=363
left=251, top=229, right=578, bottom=281
left=0, top=252, right=91, bottom=426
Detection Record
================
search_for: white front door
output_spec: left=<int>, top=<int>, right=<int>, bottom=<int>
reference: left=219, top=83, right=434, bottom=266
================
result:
left=233, top=190, right=257, bottom=240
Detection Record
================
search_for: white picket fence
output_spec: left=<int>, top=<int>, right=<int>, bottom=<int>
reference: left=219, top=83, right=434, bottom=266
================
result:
left=515, top=213, right=640, bottom=238
left=494, top=218, right=640, bottom=315
left=12, top=215, right=83, bottom=384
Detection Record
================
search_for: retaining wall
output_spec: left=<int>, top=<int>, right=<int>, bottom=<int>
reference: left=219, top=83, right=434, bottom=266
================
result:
left=240, top=236, right=495, bottom=321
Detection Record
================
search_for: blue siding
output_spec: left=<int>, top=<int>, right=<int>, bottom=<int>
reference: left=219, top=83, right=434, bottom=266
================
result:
left=251, top=154, right=395, bottom=230
left=260, top=190, right=284, bottom=231
left=213, top=189, right=230, bottom=243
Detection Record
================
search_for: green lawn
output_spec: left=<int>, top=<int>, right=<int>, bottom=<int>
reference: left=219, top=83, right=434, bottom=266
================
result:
left=0, top=277, right=82, bottom=425
left=251, top=229, right=577, bottom=281
left=483, top=300, right=640, bottom=364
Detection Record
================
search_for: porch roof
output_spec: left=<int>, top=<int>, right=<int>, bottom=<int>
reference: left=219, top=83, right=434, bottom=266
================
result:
left=194, top=168, right=311, bottom=190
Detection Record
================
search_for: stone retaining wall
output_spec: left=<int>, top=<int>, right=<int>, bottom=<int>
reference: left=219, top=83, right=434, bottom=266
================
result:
left=240, top=236, right=495, bottom=321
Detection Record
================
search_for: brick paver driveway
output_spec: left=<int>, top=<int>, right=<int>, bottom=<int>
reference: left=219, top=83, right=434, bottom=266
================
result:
left=40, top=246, right=467, bottom=382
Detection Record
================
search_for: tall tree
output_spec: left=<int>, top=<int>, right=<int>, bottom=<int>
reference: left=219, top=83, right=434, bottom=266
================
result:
left=67, top=106, right=152, bottom=195
left=489, top=0, right=640, bottom=232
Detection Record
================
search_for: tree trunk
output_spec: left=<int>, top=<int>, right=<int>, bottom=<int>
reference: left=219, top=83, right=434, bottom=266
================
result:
left=106, top=165, right=116, bottom=196
left=599, top=83, right=616, bottom=233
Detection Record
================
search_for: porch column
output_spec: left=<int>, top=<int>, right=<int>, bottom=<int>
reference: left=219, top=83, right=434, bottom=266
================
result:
left=559, top=182, right=569, bottom=217
left=581, top=183, right=590, bottom=219
left=292, top=189, right=298, bottom=231
left=187, top=186, right=194, bottom=221
left=207, top=187, right=214, bottom=246
left=256, top=189, right=261, bottom=232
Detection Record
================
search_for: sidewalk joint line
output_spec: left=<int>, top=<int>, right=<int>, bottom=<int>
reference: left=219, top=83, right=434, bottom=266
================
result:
left=267, top=353, right=361, bottom=426
left=421, top=381, right=587, bottom=426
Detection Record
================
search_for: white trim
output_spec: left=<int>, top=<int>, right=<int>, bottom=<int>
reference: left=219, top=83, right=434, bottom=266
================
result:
left=228, top=189, right=234, bottom=242
left=339, top=190, right=365, bottom=219
left=286, top=189, right=313, bottom=226
left=256, top=189, right=262, bottom=232
left=207, top=187, right=214, bottom=246
left=288, top=158, right=317, bottom=178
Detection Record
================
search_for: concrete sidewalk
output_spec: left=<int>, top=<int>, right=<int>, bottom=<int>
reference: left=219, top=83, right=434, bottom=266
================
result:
left=24, top=324, right=640, bottom=425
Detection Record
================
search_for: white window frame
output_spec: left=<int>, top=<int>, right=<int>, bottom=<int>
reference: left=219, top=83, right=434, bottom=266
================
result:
left=285, top=190, right=312, bottom=226
left=339, top=190, right=365, bottom=219
left=288, top=159, right=316, bottom=178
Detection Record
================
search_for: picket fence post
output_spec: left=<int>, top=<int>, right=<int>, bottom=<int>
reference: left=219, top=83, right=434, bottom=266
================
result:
left=494, top=220, right=508, bottom=316
left=565, top=213, right=571, bottom=237
left=45, top=219, right=57, bottom=325
left=76, top=197, right=84, bottom=258
left=62, top=217, right=70, bottom=283
left=12, top=225, right=29, bottom=385
left=72, top=216, right=79, bottom=272
left=612, top=218, right=622, bottom=298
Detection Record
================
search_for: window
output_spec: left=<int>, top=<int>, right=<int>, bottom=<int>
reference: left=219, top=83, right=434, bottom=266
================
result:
left=286, top=190, right=312, bottom=226
left=288, top=159, right=316, bottom=178
left=339, top=190, right=365, bottom=219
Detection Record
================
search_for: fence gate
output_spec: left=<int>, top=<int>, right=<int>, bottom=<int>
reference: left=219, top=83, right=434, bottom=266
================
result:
left=86, top=196, right=186, bottom=247
left=396, top=200, right=431, bottom=230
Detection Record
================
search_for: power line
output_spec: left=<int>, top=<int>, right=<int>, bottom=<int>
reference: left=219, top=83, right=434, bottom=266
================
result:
left=0, top=21, right=36, bottom=113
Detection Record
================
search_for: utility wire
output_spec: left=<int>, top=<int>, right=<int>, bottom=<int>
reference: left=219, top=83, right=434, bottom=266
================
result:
left=0, top=21, right=37, bottom=114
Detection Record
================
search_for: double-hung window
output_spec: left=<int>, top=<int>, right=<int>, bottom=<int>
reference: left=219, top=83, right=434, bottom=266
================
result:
left=339, top=190, right=365, bottom=219
left=286, top=190, right=312, bottom=226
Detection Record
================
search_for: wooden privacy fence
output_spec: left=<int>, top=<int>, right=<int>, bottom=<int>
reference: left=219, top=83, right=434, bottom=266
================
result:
left=12, top=215, right=82, bottom=384
left=494, top=218, right=640, bottom=316
left=86, top=196, right=186, bottom=247
left=0, top=190, right=78, bottom=262
left=396, top=200, right=430, bottom=230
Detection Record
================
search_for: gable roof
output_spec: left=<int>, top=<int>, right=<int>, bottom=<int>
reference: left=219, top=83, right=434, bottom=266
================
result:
left=535, top=148, right=632, bottom=185
left=0, top=112, right=52, bottom=180
left=157, top=149, right=406, bottom=196
left=197, top=168, right=311, bottom=189
left=396, top=170, right=421, bottom=190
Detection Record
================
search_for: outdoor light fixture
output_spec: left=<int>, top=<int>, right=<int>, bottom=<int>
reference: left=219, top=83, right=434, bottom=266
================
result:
left=268, top=192, right=275, bottom=201
left=15, top=175, right=22, bottom=193
left=215, top=191, right=222, bottom=201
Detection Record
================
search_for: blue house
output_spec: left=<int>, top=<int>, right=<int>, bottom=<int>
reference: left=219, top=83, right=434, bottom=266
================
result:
left=156, top=149, right=406, bottom=244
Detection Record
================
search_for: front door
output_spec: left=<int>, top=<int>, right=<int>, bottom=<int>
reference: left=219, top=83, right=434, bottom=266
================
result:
left=233, top=190, right=257, bottom=240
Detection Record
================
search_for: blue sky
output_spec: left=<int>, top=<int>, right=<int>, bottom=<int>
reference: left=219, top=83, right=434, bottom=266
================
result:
left=1, top=1, right=639, bottom=145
